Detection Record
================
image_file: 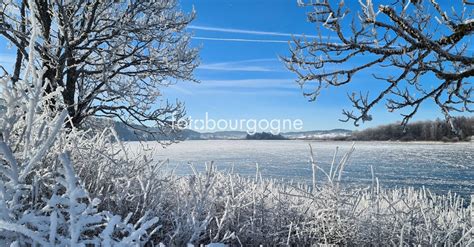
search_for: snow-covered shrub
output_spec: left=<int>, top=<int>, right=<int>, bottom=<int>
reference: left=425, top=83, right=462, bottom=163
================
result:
left=0, top=73, right=159, bottom=245
left=145, top=148, right=472, bottom=246
left=0, top=7, right=158, bottom=244
left=54, top=124, right=170, bottom=224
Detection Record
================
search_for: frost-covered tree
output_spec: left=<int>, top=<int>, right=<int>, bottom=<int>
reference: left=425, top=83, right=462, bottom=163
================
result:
left=0, top=0, right=198, bottom=135
left=0, top=1, right=159, bottom=243
left=284, top=0, right=473, bottom=129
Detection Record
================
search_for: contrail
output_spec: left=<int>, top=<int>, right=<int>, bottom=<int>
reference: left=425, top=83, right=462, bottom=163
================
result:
left=188, top=25, right=319, bottom=39
left=192, top=36, right=291, bottom=43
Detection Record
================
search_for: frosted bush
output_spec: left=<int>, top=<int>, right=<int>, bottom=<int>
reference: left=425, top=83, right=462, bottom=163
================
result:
left=0, top=7, right=159, bottom=244
left=150, top=161, right=472, bottom=246
left=0, top=71, right=160, bottom=246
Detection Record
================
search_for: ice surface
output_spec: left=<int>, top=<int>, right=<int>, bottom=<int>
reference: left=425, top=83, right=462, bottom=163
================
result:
left=125, top=140, right=474, bottom=196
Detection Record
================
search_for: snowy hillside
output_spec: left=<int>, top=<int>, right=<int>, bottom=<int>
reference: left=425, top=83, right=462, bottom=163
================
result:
left=111, top=121, right=352, bottom=141
left=283, top=129, right=352, bottom=140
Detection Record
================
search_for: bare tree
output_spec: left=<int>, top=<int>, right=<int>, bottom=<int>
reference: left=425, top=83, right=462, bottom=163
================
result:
left=0, top=0, right=198, bottom=136
left=284, top=0, right=473, bottom=130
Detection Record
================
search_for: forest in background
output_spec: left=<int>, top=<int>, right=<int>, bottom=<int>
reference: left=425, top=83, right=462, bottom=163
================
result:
left=349, top=117, right=474, bottom=142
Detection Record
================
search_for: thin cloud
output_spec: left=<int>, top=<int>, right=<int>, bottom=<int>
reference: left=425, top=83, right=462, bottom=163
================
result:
left=166, top=78, right=300, bottom=96
left=167, top=84, right=195, bottom=95
left=185, top=78, right=299, bottom=96
left=234, top=58, right=280, bottom=63
left=194, top=88, right=297, bottom=96
left=198, top=59, right=282, bottom=72
left=188, top=25, right=319, bottom=39
left=199, top=64, right=273, bottom=72
left=192, top=36, right=290, bottom=43
left=199, top=78, right=296, bottom=89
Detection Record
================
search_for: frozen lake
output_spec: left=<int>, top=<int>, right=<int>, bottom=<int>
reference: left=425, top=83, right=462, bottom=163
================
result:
left=126, top=140, right=473, bottom=196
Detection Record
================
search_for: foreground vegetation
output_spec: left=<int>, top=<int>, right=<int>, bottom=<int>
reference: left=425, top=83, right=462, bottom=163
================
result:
left=0, top=1, right=471, bottom=244
left=1, top=77, right=472, bottom=245
left=0, top=43, right=470, bottom=247
left=123, top=156, right=473, bottom=245
left=0, top=54, right=472, bottom=245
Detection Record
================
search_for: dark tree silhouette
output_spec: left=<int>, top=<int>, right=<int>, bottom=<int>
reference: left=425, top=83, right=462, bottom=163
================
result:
left=284, top=0, right=473, bottom=130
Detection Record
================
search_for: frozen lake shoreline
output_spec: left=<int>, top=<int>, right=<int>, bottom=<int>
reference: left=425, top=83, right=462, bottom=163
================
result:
left=125, top=140, right=474, bottom=197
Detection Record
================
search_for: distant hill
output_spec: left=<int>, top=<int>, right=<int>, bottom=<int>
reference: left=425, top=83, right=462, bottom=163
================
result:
left=112, top=121, right=201, bottom=141
left=199, top=131, right=248, bottom=140
left=82, top=118, right=201, bottom=141
left=283, top=129, right=352, bottom=140
left=104, top=119, right=352, bottom=141
left=80, top=117, right=474, bottom=142
left=75, top=116, right=474, bottom=142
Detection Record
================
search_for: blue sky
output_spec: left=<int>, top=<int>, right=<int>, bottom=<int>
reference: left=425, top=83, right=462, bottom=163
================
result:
left=164, top=0, right=455, bottom=131
left=0, top=0, right=469, bottom=132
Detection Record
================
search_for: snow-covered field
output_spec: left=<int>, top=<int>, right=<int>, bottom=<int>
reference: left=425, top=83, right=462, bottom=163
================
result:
left=127, top=140, right=474, bottom=196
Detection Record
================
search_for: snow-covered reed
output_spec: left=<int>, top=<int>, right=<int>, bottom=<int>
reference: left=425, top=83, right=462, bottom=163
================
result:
left=144, top=160, right=472, bottom=245
left=70, top=137, right=472, bottom=245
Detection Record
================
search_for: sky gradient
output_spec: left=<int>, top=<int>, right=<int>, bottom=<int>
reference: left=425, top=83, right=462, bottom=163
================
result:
left=162, top=0, right=459, bottom=132
left=0, top=0, right=469, bottom=132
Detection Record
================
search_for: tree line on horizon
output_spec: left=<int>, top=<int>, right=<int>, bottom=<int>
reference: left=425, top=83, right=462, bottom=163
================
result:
left=246, top=132, right=287, bottom=140
left=349, top=117, right=474, bottom=142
